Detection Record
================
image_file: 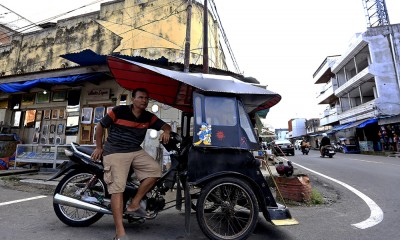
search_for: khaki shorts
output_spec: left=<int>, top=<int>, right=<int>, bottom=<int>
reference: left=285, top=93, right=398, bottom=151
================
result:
left=103, top=149, right=161, bottom=194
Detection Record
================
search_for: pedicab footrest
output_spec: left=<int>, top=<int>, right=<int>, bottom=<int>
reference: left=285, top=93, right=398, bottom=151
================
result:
left=267, top=204, right=299, bottom=226
left=271, top=218, right=299, bottom=226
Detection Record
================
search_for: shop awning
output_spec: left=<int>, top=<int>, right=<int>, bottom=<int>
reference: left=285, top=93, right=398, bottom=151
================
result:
left=326, top=121, right=355, bottom=134
left=340, top=120, right=366, bottom=130
left=60, top=49, right=169, bottom=67
left=0, top=73, right=108, bottom=93
left=357, top=118, right=378, bottom=128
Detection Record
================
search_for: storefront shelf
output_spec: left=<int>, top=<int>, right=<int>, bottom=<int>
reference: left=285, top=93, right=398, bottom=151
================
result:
left=14, top=144, right=70, bottom=169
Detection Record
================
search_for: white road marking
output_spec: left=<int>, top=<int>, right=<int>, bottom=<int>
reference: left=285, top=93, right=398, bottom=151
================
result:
left=346, top=158, right=400, bottom=167
left=292, top=162, right=384, bottom=229
left=0, top=195, right=47, bottom=206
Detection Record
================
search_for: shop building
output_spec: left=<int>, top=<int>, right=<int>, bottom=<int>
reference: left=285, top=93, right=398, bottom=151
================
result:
left=0, top=0, right=237, bottom=168
left=314, top=24, right=400, bottom=153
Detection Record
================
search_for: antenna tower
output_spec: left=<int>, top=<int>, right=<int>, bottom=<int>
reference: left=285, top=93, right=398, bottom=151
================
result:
left=362, top=0, right=390, bottom=27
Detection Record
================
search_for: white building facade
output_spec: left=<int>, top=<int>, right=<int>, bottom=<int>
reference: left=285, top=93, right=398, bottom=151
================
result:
left=314, top=24, right=400, bottom=152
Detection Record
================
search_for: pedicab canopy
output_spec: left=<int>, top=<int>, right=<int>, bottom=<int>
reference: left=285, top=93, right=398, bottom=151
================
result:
left=107, top=56, right=281, bottom=114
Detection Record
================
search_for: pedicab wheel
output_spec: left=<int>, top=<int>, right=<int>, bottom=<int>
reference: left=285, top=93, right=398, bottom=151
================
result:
left=196, top=177, right=259, bottom=240
left=190, top=188, right=218, bottom=213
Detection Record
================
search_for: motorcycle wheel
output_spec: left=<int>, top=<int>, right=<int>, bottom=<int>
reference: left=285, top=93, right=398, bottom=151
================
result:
left=53, top=170, right=106, bottom=227
left=196, top=177, right=259, bottom=240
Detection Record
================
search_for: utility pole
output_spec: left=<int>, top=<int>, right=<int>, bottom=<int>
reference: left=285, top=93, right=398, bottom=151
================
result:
left=183, top=0, right=192, bottom=73
left=202, top=0, right=209, bottom=73
left=362, top=0, right=400, bottom=90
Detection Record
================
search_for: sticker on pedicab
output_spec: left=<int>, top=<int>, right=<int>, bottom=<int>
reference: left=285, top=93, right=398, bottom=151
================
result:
left=194, top=122, right=211, bottom=145
left=216, top=130, right=225, bottom=141
left=240, top=137, right=247, bottom=147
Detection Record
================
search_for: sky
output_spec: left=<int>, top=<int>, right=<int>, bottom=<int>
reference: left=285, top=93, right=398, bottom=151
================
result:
left=1, top=0, right=399, bottom=129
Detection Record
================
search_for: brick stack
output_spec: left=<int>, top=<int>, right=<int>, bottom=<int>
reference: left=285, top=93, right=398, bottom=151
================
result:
left=275, top=174, right=312, bottom=202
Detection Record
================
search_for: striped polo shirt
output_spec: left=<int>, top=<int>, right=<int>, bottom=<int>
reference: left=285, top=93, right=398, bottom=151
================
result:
left=100, top=104, right=165, bottom=155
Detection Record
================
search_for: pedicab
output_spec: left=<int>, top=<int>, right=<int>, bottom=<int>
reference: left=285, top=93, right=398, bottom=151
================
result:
left=107, top=56, right=298, bottom=239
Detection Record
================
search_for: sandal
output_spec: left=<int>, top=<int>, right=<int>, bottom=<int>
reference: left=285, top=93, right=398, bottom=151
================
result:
left=113, top=235, right=130, bottom=240
left=124, top=207, right=148, bottom=218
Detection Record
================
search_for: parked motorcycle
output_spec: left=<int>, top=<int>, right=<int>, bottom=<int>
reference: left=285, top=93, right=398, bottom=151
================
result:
left=331, top=142, right=343, bottom=153
left=321, top=145, right=335, bottom=158
left=49, top=133, right=189, bottom=227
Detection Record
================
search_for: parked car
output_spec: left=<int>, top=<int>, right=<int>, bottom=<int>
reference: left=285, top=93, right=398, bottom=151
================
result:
left=294, top=140, right=303, bottom=150
left=273, top=139, right=295, bottom=156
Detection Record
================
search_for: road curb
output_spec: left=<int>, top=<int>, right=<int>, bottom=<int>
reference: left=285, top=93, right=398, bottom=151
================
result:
left=0, top=169, right=39, bottom=177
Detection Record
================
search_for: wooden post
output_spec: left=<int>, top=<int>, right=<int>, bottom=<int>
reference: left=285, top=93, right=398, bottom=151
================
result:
left=202, top=0, right=209, bottom=73
left=183, top=0, right=192, bottom=73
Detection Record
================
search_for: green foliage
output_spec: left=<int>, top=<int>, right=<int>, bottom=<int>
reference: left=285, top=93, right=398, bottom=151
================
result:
left=0, top=175, right=20, bottom=181
left=309, top=188, right=324, bottom=205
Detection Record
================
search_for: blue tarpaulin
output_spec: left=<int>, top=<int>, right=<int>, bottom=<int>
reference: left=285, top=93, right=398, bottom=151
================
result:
left=61, top=49, right=168, bottom=67
left=0, top=73, right=106, bottom=93
left=357, top=118, right=378, bottom=128
left=326, top=121, right=355, bottom=134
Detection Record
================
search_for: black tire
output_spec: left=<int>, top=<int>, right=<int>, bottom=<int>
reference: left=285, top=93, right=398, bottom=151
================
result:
left=196, top=177, right=259, bottom=240
left=191, top=190, right=218, bottom=213
left=329, top=155, right=333, bottom=158
left=53, top=170, right=106, bottom=227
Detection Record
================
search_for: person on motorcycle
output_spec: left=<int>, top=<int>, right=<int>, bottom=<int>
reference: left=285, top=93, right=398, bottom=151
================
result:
left=301, top=138, right=310, bottom=153
left=320, top=133, right=331, bottom=157
left=91, top=88, right=171, bottom=240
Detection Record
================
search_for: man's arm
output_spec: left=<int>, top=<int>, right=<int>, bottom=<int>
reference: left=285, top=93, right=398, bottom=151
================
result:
left=159, top=123, right=172, bottom=144
left=91, top=122, right=105, bottom=160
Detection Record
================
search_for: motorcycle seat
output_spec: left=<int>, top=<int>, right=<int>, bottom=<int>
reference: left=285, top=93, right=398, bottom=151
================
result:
left=76, top=146, right=95, bottom=156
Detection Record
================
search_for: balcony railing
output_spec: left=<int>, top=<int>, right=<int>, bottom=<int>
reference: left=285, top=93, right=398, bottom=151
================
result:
left=332, top=35, right=368, bottom=73
left=334, top=67, right=374, bottom=97
left=338, top=99, right=376, bottom=123
left=320, top=113, right=339, bottom=126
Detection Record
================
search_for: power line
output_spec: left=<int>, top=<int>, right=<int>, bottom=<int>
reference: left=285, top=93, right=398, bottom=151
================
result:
left=0, top=3, right=42, bottom=32
left=0, top=0, right=224, bottom=75
left=209, top=0, right=241, bottom=74
left=2, top=1, right=187, bottom=74
left=0, top=0, right=107, bottom=39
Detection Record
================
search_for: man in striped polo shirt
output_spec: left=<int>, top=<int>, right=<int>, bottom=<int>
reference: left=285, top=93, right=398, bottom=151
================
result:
left=91, top=88, right=171, bottom=240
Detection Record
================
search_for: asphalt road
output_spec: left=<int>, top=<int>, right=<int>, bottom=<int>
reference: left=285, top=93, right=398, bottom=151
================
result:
left=0, top=150, right=399, bottom=239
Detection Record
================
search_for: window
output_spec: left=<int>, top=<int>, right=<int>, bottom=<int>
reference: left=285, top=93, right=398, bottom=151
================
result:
left=204, top=97, right=236, bottom=126
left=194, top=96, right=202, bottom=125
left=238, top=102, right=257, bottom=143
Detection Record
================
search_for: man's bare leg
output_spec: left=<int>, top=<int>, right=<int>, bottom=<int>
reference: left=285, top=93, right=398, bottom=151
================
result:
left=126, top=177, right=157, bottom=211
left=111, top=193, right=126, bottom=238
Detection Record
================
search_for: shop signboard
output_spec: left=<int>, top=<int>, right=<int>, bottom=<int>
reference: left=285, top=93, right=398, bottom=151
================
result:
left=359, top=141, right=374, bottom=151
left=86, top=88, right=110, bottom=100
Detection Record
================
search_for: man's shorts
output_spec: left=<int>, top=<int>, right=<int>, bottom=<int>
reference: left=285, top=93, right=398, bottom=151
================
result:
left=103, top=149, right=161, bottom=194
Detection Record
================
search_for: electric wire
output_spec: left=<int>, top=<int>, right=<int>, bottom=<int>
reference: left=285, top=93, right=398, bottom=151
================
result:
left=0, top=0, right=227, bottom=75
left=0, top=0, right=181, bottom=54
left=0, top=0, right=107, bottom=36
left=0, top=0, right=187, bottom=74
left=209, top=0, right=241, bottom=74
